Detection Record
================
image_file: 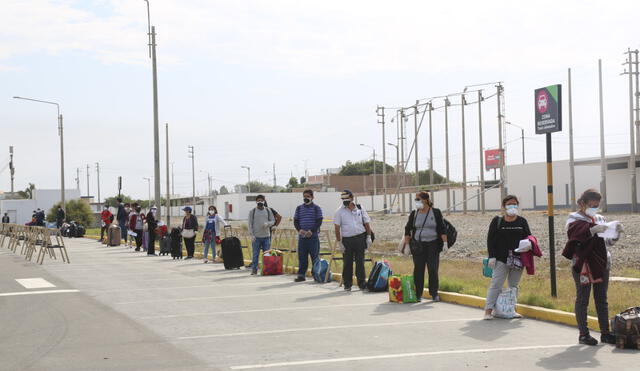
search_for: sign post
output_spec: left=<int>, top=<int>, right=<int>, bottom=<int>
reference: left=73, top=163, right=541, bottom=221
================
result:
left=535, top=84, right=562, bottom=298
left=484, top=149, right=504, bottom=172
left=118, top=176, right=122, bottom=198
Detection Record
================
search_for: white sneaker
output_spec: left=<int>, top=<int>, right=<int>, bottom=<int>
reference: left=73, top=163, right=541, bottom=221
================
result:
left=483, top=313, right=493, bottom=320
left=512, top=312, right=523, bottom=319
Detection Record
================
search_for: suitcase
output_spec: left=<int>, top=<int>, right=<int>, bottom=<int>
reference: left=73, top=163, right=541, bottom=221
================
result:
left=221, top=226, right=244, bottom=270
left=611, top=307, right=640, bottom=349
left=109, top=225, right=121, bottom=246
left=366, top=260, right=391, bottom=292
left=313, top=259, right=332, bottom=283
left=170, top=228, right=182, bottom=259
left=160, top=235, right=171, bottom=256
left=142, top=231, right=149, bottom=251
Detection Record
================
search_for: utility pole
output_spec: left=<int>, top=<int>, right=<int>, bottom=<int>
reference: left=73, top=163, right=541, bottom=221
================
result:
left=143, top=177, right=151, bottom=210
left=461, top=94, right=467, bottom=214
left=624, top=49, right=638, bottom=212
left=428, top=103, right=434, bottom=186
left=76, top=167, right=80, bottom=191
left=171, top=162, right=175, bottom=197
left=400, top=109, right=406, bottom=213
left=568, top=68, right=577, bottom=210
left=241, top=166, right=251, bottom=192
left=95, top=162, right=101, bottom=207
left=165, top=123, right=171, bottom=226
left=444, top=97, right=451, bottom=213
left=478, top=91, right=486, bottom=214
left=9, top=146, right=15, bottom=193
left=86, top=164, right=90, bottom=197
left=414, top=101, right=419, bottom=188
left=272, top=163, right=277, bottom=188
left=598, top=60, right=607, bottom=212
left=497, top=83, right=506, bottom=200
left=635, top=50, right=640, bottom=155
left=377, top=106, right=387, bottom=212
left=188, top=145, right=195, bottom=215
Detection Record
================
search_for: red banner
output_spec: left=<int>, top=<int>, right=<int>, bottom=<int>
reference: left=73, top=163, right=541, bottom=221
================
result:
left=485, top=149, right=504, bottom=171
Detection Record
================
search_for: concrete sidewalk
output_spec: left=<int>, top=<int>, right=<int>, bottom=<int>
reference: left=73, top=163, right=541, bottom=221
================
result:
left=2, top=238, right=638, bottom=370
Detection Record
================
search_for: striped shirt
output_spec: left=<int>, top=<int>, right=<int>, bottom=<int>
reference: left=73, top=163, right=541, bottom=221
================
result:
left=294, top=203, right=323, bottom=237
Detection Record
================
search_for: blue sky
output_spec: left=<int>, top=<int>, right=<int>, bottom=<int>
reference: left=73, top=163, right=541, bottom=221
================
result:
left=1, top=0, right=639, bottom=200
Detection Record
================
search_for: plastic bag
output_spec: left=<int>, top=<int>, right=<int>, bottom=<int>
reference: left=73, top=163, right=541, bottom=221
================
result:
left=493, top=287, right=518, bottom=319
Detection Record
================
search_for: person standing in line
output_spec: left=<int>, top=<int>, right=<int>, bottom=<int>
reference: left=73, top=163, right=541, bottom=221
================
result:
left=484, top=195, right=531, bottom=320
left=146, top=206, right=158, bottom=256
left=99, top=205, right=112, bottom=243
left=181, top=206, right=198, bottom=259
left=202, top=206, right=227, bottom=263
left=404, top=191, right=447, bottom=302
left=293, top=189, right=323, bottom=282
left=563, top=189, right=624, bottom=346
left=116, top=198, right=129, bottom=244
left=334, top=190, right=372, bottom=291
left=2, top=213, right=9, bottom=224
left=129, top=205, right=144, bottom=251
left=248, top=195, right=276, bottom=275
left=56, top=205, right=65, bottom=228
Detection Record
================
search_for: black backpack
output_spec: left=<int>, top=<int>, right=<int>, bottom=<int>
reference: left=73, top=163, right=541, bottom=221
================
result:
left=443, top=218, right=457, bottom=247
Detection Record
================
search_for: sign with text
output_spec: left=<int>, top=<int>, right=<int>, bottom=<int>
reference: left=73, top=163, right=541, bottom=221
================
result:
left=485, top=149, right=504, bottom=171
left=535, top=84, right=562, bottom=134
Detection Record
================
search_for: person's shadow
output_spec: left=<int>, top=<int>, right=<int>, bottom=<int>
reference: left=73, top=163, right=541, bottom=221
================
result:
left=372, top=301, right=433, bottom=316
left=536, top=345, right=601, bottom=369
left=460, top=318, right=524, bottom=342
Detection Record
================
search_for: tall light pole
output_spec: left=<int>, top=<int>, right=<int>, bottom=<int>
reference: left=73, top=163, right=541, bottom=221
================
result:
left=567, top=68, right=576, bottom=210
left=477, top=91, right=486, bottom=214
left=414, top=101, right=420, bottom=188
left=143, top=177, right=151, bottom=210
left=360, top=143, right=376, bottom=210
left=171, top=161, right=175, bottom=197
left=86, top=164, right=90, bottom=197
left=444, top=97, right=451, bottom=212
left=13, top=96, right=65, bottom=211
left=143, top=0, right=161, bottom=220
left=95, top=162, right=101, bottom=207
left=165, top=123, right=170, bottom=226
left=377, top=106, right=387, bottom=212
left=598, top=59, right=608, bottom=212
left=241, top=166, right=251, bottom=192
left=387, top=143, right=399, bottom=212
left=188, top=145, right=195, bottom=214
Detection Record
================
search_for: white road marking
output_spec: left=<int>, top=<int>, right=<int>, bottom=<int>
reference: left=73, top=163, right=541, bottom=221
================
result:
left=100, top=280, right=315, bottom=293
left=15, top=278, right=56, bottom=289
left=0, top=289, right=80, bottom=297
left=176, top=318, right=478, bottom=340
left=115, top=289, right=324, bottom=305
left=229, top=344, right=576, bottom=369
left=139, top=302, right=381, bottom=319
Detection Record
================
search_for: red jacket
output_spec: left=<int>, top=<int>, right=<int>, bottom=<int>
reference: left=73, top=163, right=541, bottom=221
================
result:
left=521, top=235, right=543, bottom=275
left=101, top=210, right=113, bottom=224
left=562, top=217, right=608, bottom=281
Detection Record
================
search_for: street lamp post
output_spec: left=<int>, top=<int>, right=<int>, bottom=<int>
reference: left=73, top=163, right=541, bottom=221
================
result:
left=13, top=96, right=65, bottom=213
left=387, top=143, right=399, bottom=213
left=360, top=144, right=376, bottom=210
left=241, top=166, right=251, bottom=192
left=143, top=177, right=151, bottom=211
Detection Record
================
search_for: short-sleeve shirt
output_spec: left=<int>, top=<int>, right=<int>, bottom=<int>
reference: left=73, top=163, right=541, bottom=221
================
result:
left=333, top=204, right=370, bottom=238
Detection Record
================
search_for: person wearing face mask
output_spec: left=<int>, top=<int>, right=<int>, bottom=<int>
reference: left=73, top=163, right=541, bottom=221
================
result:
left=334, top=190, right=372, bottom=291
left=404, top=191, right=447, bottom=302
left=484, top=195, right=531, bottom=320
left=203, top=206, right=228, bottom=263
left=563, top=189, right=624, bottom=346
left=99, top=205, right=113, bottom=243
left=129, top=205, right=144, bottom=251
left=293, top=189, right=324, bottom=282
left=248, top=195, right=276, bottom=275
left=146, top=206, right=158, bottom=256
left=181, top=206, right=199, bottom=259
left=116, top=198, right=129, bottom=243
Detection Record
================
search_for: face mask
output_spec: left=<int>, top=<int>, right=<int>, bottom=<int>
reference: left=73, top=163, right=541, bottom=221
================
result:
left=585, top=207, right=599, bottom=217
left=505, top=205, right=518, bottom=216
left=414, top=201, right=423, bottom=209
left=342, top=200, right=351, bottom=207
left=208, top=210, right=215, bottom=215
left=303, top=198, right=311, bottom=204
left=257, top=202, right=264, bottom=208
left=151, top=209, right=157, bottom=215
left=125, top=208, right=131, bottom=212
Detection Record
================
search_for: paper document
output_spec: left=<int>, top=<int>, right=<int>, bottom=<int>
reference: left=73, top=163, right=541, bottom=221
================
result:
left=597, top=221, right=620, bottom=239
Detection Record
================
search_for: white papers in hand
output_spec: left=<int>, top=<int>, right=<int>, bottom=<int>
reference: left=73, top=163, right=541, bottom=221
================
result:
left=597, top=221, right=620, bottom=239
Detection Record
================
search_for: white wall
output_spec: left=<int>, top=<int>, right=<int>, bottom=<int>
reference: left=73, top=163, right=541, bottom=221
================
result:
left=0, top=188, right=81, bottom=224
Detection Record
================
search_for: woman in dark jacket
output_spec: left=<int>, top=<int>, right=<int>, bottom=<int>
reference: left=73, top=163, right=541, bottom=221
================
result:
left=181, top=206, right=199, bottom=259
left=146, top=206, right=158, bottom=256
left=404, top=191, right=447, bottom=302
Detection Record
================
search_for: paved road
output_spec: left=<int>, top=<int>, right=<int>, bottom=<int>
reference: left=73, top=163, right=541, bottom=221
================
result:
left=1, top=238, right=637, bottom=370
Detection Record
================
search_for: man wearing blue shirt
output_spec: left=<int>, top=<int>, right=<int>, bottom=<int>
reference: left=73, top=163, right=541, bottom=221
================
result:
left=293, top=190, right=323, bottom=282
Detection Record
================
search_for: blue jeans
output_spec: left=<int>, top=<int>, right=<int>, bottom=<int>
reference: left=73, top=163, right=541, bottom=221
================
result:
left=252, top=237, right=271, bottom=269
left=119, top=221, right=128, bottom=240
left=297, top=235, right=320, bottom=278
left=203, top=240, right=216, bottom=260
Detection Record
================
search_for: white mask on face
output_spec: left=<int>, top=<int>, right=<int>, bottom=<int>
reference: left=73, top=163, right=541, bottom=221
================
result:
left=585, top=207, right=599, bottom=217
left=414, top=201, right=423, bottom=209
left=505, top=205, right=518, bottom=216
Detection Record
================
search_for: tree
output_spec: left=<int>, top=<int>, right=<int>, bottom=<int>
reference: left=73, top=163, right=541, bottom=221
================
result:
left=46, top=200, right=95, bottom=227
left=416, top=169, right=449, bottom=185
left=17, top=183, right=36, bottom=199
left=338, top=160, right=395, bottom=176
left=219, top=186, right=230, bottom=195
left=246, top=181, right=272, bottom=193
left=299, top=176, right=307, bottom=185
left=286, top=177, right=299, bottom=190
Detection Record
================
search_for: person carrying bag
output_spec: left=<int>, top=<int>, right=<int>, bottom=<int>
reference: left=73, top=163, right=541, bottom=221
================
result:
left=181, top=206, right=198, bottom=259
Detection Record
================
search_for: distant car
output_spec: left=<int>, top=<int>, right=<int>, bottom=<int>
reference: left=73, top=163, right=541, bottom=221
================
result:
left=537, top=93, right=548, bottom=113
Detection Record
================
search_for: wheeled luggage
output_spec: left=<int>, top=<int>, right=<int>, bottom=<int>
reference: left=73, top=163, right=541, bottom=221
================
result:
left=221, top=226, right=244, bottom=270
left=108, top=224, right=121, bottom=246
left=170, top=228, right=182, bottom=259
left=160, top=235, right=171, bottom=256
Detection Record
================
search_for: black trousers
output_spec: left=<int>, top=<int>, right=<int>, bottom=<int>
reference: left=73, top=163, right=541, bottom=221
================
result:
left=100, top=225, right=107, bottom=240
left=148, top=231, right=156, bottom=255
left=412, top=240, right=441, bottom=298
left=342, top=233, right=366, bottom=288
left=572, top=267, right=610, bottom=335
left=184, top=237, right=196, bottom=257
left=134, top=229, right=143, bottom=249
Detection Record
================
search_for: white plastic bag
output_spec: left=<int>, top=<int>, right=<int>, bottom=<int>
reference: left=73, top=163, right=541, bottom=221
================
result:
left=493, top=287, right=518, bottom=319
left=397, top=236, right=410, bottom=256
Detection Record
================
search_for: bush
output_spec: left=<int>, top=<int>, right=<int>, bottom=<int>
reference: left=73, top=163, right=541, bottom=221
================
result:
left=46, top=200, right=95, bottom=227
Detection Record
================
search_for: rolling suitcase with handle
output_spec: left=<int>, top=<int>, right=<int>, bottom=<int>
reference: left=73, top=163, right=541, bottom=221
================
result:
left=160, top=235, right=171, bottom=256
left=221, top=226, right=244, bottom=270
left=109, top=224, right=121, bottom=246
left=170, top=228, right=182, bottom=259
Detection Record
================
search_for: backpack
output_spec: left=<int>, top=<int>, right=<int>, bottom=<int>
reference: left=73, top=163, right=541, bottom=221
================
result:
left=443, top=218, right=457, bottom=247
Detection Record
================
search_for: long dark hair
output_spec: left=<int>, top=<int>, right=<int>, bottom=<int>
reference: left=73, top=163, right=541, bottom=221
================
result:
left=417, top=191, right=433, bottom=207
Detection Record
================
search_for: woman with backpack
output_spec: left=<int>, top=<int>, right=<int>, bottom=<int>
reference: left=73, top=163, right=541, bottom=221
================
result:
left=563, top=189, right=623, bottom=346
left=404, top=191, right=447, bottom=302
left=203, top=206, right=227, bottom=263
left=181, top=206, right=198, bottom=259
left=484, top=195, right=531, bottom=320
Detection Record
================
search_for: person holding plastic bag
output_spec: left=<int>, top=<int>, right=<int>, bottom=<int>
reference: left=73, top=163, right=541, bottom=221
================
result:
left=484, top=195, right=531, bottom=320
left=404, top=191, right=447, bottom=302
left=563, top=189, right=623, bottom=346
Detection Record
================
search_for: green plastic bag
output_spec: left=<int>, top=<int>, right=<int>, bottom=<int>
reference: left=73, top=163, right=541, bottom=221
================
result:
left=401, top=275, right=418, bottom=303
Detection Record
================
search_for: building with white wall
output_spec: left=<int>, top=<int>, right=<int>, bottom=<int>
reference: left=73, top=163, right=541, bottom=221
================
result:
left=0, top=189, right=81, bottom=224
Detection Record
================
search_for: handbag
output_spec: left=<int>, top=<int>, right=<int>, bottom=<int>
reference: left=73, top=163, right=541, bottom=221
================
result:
left=506, top=250, right=523, bottom=270
left=410, top=209, right=430, bottom=256
left=181, top=229, right=195, bottom=239
left=482, top=258, right=493, bottom=278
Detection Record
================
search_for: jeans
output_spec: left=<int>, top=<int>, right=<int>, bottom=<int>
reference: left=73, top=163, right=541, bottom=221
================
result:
left=297, top=235, right=320, bottom=279
left=134, top=229, right=143, bottom=249
left=485, top=261, right=523, bottom=310
left=184, top=237, right=196, bottom=257
left=411, top=240, right=441, bottom=299
left=252, top=237, right=271, bottom=270
left=119, top=221, right=128, bottom=241
left=342, top=233, right=366, bottom=288
left=203, top=240, right=216, bottom=260
left=572, top=267, right=610, bottom=335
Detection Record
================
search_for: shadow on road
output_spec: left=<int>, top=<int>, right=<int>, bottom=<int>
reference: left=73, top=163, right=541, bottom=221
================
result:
left=536, top=345, right=602, bottom=369
left=459, top=318, right=524, bottom=341
left=372, top=301, right=433, bottom=315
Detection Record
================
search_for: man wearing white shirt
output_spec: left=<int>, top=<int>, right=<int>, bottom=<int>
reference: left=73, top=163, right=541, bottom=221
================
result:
left=333, top=190, right=373, bottom=291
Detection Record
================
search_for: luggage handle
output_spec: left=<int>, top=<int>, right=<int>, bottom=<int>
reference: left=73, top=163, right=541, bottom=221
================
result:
left=223, top=225, right=233, bottom=238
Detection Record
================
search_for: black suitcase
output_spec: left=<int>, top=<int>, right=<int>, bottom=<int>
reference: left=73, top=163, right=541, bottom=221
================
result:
left=160, top=235, right=171, bottom=256
left=76, top=225, right=86, bottom=238
left=170, top=228, right=182, bottom=259
left=221, top=226, right=244, bottom=270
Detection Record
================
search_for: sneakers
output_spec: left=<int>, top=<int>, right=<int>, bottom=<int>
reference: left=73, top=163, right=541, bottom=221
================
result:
left=432, top=295, right=441, bottom=302
left=294, top=277, right=306, bottom=282
left=344, top=286, right=352, bottom=292
left=512, top=312, right=523, bottom=319
left=251, top=269, right=258, bottom=275
left=134, top=248, right=140, bottom=251
left=579, top=333, right=598, bottom=346
left=203, top=260, right=208, bottom=264
left=483, top=313, right=493, bottom=320
left=600, top=333, right=616, bottom=344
